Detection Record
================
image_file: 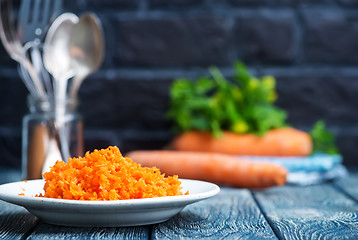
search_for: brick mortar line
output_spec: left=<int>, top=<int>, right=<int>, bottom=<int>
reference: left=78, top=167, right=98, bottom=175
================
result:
left=91, top=6, right=358, bottom=21
left=3, top=66, right=358, bottom=80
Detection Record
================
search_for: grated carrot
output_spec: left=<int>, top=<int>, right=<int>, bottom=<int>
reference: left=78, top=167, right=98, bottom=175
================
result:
left=36, top=146, right=186, bottom=200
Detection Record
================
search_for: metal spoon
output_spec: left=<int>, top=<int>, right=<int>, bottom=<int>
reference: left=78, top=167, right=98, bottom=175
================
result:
left=43, top=12, right=79, bottom=102
left=68, top=13, right=104, bottom=100
left=42, top=12, right=79, bottom=170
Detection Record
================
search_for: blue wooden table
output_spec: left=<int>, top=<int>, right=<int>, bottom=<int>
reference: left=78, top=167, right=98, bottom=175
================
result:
left=1, top=167, right=358, bottom=239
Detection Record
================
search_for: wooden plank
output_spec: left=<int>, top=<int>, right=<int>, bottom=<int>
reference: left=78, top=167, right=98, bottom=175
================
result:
left=0, top=200, right=39, bottom=240
left=152, top=188, right=278, bottom=240
left=26, top=222, right=150, bottom=240
left=253, top=184, right=358, bottom=240
left=334, top=171, right=358, bottom=201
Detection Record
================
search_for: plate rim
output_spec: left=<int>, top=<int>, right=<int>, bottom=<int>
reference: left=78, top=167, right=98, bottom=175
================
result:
left=0, top=178, right=220, bottom=227
left=0, top=178, right=220, bottom=207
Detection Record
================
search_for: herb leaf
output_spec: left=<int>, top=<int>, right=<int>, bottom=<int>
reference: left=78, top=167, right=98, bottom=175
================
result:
left=309, top=120, right=340, bottom=155
left=167, top=62, right=288, bottom=136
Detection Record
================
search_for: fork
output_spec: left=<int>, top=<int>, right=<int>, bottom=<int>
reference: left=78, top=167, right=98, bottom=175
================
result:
left=17, top=0, right=62, bottom=99
left=0, top=0, right=22, bottom=61
left=0, top=0, right=46, bottom=98
left=18, top=0, right=62, bottom=44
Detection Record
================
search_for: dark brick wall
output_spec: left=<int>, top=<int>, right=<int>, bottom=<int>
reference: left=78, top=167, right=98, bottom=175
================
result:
left=1, top=0, right=358, bottom=168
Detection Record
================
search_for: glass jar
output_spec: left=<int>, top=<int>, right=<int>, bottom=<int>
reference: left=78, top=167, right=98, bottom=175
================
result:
left=22, top=96, right=84, bottom=180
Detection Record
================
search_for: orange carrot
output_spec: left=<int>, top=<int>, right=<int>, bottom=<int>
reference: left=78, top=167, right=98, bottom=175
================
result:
left=126, top=150, right=287, bottom=188
left=172, top=127, right=312, bottom=156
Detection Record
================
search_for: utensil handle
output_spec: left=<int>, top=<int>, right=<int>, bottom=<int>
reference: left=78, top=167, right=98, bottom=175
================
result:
left=21, top=42, right=47, bottom=99
left=55, top=78, right=71, bottom=161
left=69, top=74, right=84, bottom=100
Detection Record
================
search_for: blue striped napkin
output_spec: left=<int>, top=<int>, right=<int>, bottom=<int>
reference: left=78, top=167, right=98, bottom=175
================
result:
left=240, top=154, right=347, bottom=185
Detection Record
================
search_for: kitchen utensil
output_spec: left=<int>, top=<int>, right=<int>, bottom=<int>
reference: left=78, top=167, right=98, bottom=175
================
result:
left=43, top=12, right=79, bottom=163
left=18, top=0, right=62, bottom=43
left=19, top=40, right=52, bottom=99
left=0, top=0, right=46, bottom=99
left=68, top=13, right=104, bottom=100
left=18, top=42, right=42, bottom=98
left=18, top=0, right=62, bottom=99
left=41, top=132, right=62, bottom=176
left=0, top=0, right=22, bottom=61
left=43, top=12, right=78, bottom=102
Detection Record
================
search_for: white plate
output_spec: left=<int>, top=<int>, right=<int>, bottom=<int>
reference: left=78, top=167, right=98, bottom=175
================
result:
left=0, top=179, right=220, bottom=227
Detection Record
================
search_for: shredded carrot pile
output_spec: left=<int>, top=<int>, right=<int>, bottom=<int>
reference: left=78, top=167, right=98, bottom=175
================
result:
left=37, top=146, right=186, bottom=200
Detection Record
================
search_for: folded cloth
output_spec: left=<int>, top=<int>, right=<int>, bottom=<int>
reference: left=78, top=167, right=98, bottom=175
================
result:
left=240, top=154, right=348, bottom=186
